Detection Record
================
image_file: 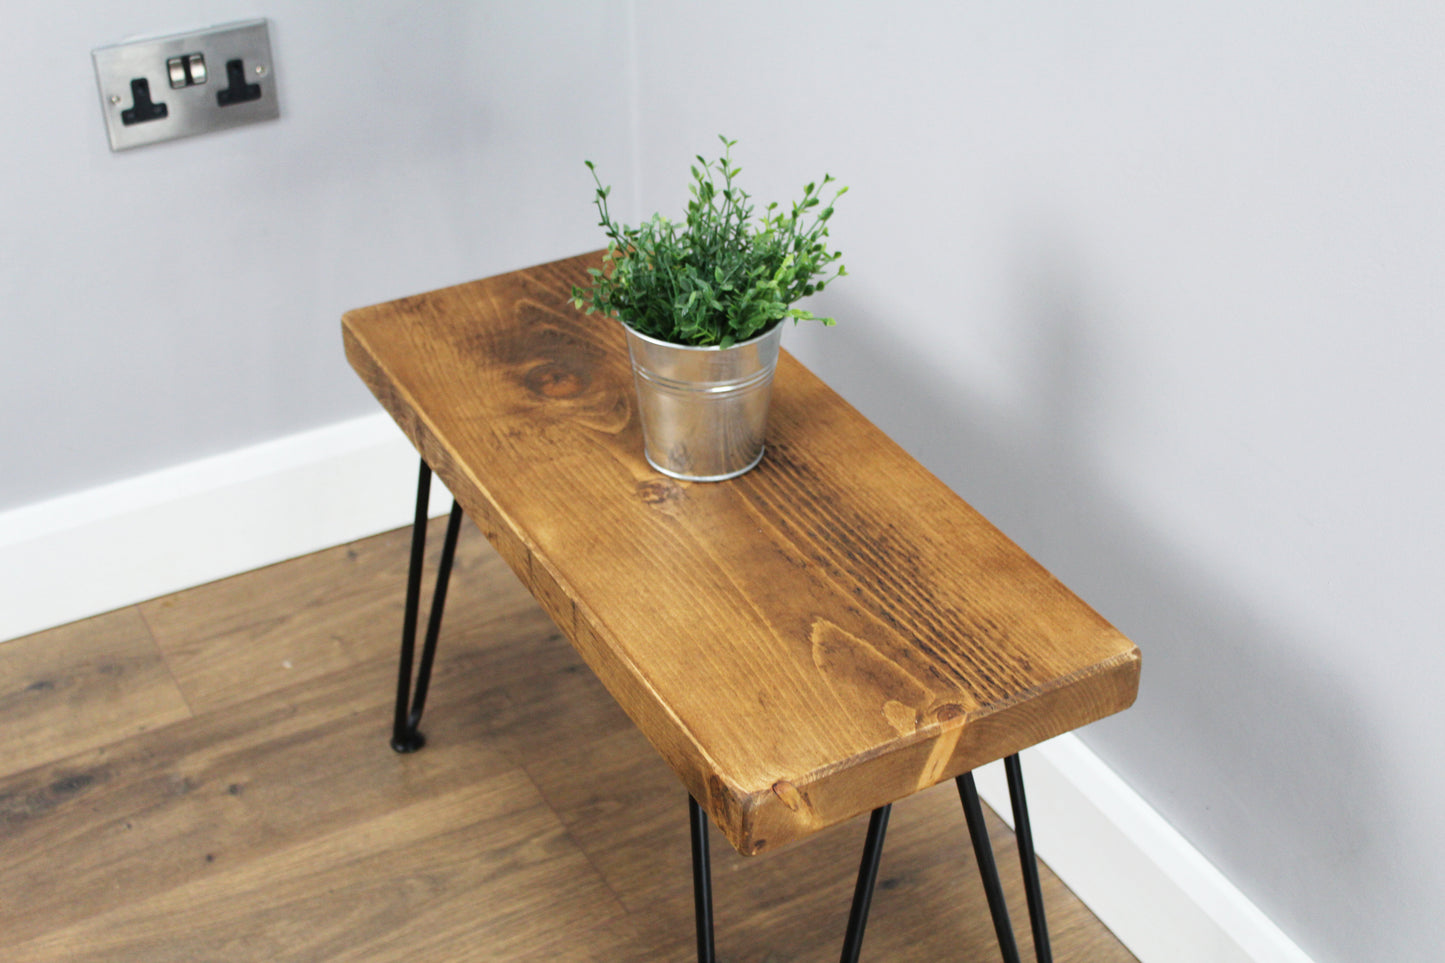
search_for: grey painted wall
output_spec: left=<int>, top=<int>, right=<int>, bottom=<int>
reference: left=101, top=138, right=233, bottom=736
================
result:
left=629, top=3, right=1444, bottom=961
left=0, top=1, right=632, bottom=510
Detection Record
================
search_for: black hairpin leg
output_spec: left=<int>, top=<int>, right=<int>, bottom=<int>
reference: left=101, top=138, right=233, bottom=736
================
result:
left=689, top=797, right=894, bottom=963
left=1005, top=755, right=1052, bottom=963
left=689, top=795, right=717, bottom=963
left=391, top=458, right=464, bottom=753
left=958, top=770, right=1023, bottom=963
left=839, top=804, right=892, bottom=963
left=684, top=760, right=1049, bottom=962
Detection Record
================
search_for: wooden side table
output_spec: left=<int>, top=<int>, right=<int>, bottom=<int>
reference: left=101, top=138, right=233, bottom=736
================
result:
left=343, top=252, right=1140, bottom=962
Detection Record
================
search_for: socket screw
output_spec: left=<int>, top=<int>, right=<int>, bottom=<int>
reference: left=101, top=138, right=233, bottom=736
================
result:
left=256, top=64, right=268, bottom=76
left=110, top=94, right=121, bottom=105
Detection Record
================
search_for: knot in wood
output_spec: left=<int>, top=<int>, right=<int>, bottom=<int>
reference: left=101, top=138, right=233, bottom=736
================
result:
left=770, top=780, right=809, bottom=814
left=636, top=478, right=685, bottom=506
left=523, top=361, right=589, bottom=399
left=932, top=702, right=966, bottom=723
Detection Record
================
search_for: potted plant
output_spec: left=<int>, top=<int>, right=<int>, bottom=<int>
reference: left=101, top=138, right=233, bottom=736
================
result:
left=572, top=136, right=847, bottom=481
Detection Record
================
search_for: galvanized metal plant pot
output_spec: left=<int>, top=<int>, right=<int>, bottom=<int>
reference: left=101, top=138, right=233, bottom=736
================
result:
left=621, top=321, right=784, bottom=482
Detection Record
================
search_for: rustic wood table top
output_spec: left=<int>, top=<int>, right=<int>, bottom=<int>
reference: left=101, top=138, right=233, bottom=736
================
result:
left=343, top=252, right=1139, bottom=856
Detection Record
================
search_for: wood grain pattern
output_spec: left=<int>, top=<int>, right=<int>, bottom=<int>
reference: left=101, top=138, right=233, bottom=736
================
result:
left=0, top=608, right=191, bottom=776
left=140, top=517, right=527, bottom=714
left=0, top=521, right=1136, bottom=961
left=343, top=252, right=1140, bottom=855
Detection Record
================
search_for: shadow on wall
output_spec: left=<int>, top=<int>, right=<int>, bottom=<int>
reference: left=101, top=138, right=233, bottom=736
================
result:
left=806, top=245, right=1401, bottom=961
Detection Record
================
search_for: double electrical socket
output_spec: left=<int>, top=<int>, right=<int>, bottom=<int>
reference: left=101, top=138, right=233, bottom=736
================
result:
left=93, top=19, right=279, bottom=151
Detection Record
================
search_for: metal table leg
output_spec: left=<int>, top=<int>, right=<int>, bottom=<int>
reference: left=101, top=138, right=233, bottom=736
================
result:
left=391, top=458, right=464, bottom=753
left=839, top=804, right=892, bottom=963
left=957, top=754, right=1055, bottom=963
left=1006, top=754, right=1052, bottom=963
left=684, top=757, right=1051, bottom=962
left=958, top=770, right=1023, bottom=963
left=690, top=795, right=717, bottom=963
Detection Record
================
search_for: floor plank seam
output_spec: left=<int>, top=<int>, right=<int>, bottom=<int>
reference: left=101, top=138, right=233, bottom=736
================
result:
left=134, top=603, right=199, bottom=721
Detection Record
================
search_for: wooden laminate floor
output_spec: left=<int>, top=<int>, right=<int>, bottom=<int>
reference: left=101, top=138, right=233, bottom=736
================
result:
left=0, top=518, right=1138, bottom=962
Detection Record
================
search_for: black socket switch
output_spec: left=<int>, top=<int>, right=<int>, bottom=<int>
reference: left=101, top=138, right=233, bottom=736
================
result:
left=217, top=59, right=261, bottom=106
left=121, top=78, right=167, bottom=125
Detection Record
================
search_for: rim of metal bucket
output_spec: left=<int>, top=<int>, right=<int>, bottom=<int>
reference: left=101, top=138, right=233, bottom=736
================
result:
left=618, top=319, right=783, bottom=353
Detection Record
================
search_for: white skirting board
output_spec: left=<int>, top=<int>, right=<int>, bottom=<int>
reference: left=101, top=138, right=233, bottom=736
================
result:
left=0, top=413, right=1313, bottom=963
left=0, top=412, right=450, bottom=644
left=973, top=738, right=1313, bottom=963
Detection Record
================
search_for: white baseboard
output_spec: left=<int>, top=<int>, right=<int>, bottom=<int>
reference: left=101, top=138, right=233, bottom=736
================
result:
left=974, top=735, right=1314, bottom=963
left=0, top=415, right=1312, bottom=963
left=0, top=412, right=449, bottom=643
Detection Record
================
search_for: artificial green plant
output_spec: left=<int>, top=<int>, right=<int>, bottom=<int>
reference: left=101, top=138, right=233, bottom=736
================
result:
left=571, top=136, right=847, bottom=348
